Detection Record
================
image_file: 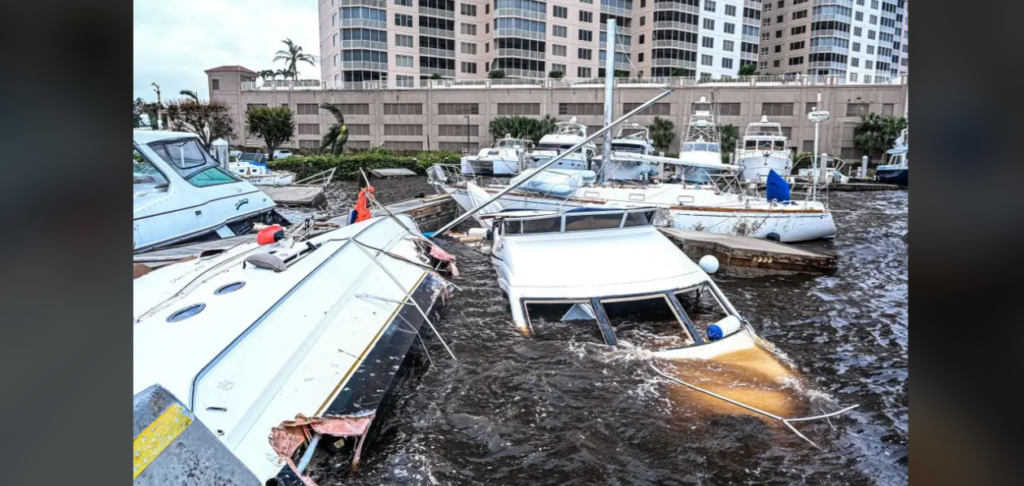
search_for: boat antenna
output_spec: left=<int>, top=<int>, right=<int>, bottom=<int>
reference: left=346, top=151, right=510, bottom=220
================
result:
left=426, top=89, right=673, bottom=239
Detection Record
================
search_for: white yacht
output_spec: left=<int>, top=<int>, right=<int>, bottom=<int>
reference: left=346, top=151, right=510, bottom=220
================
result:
left=133, top=130, right=285, bottom=254
left=134, top=214, right=458, bottom=485
left=876, top=128, right=908, bottom=188
left=461, top=135, right=534, bottom=176
left=609, top=122, right=655, bottom=155
left=676, top=97, right=732, bottom=183
left=527, top=117, right=595, bottom=171
left=736, top=116, right=794, bottom=182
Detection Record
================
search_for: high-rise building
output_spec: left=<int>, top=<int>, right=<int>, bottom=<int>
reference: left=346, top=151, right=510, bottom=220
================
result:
left=318, top=0, right=753, bottom=85
left=755, top=0, right=908, bottom=83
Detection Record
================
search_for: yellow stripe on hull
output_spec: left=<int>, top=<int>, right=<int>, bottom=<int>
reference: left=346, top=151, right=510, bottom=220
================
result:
left=133, top=403, right=194, bottom=480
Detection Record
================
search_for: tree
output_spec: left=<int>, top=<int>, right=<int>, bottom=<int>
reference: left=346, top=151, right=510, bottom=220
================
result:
left=739, top=64, right=758, bottom=76
left=854, top=113, right=907, bottom=162
left=670, top=67, right=689, bottom=77
left=165, top=98, right=236, bottom=150
left=488, top=69, right=506, bottom=79
left=179, top=90, right=199, bottom=101
left=431, top=73, right=444, bottom=80
left=549, top=70, right=564, bottom=79
left=245, top=106, right=294, bottom=160
left=488, top=115, right=559, bottom=144
left=318, top=102, right=349, bottom=156
left=273, top=38, right=315, bottom=80
left=258, top=70, right=275, bottom=82
left=614, top=69, right=629, bottom=78
left=717, top=124, right=739, bottom=162
left=649, top=117, right=675, bottom=151
left=133, top=97, right=146, bottom=127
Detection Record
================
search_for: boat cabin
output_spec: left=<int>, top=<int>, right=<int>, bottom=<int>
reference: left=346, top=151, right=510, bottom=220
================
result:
left=741, top=116, right=789, bottom=152
left=494, top=137, right=534, bottom=151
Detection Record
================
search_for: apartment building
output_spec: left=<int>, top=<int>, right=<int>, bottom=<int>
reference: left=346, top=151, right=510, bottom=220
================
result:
left=755, top=0, right=907, bottom=83
left=319, top=0, right=754, bottom=84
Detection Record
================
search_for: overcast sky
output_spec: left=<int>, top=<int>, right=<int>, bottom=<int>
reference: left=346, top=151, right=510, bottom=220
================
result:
left=133, top=0, right=320, bottom=102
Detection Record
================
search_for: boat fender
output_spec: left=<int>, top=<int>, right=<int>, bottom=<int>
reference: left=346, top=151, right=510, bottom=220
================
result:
left=707, top=316, right=742, bottom=341
left=257, top=225, right=285, bottom=245
left=766, top=232, right=781, bottom=242
left=244, top=253, right=288, bottom=272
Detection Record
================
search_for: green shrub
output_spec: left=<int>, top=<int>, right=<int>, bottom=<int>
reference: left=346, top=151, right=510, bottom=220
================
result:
left=267, top=150, right=462, bottom=181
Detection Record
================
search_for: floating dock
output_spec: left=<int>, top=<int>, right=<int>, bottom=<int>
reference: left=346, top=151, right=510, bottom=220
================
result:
left=369, top=168, right=418, bottom=178
left=659, top=227, right=838, bottom=277
left=261, top=185, right=327, bottom=206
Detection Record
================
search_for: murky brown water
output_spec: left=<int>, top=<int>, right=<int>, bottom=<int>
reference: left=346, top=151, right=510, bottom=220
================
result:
left=289, top=179, right=909, bottom=485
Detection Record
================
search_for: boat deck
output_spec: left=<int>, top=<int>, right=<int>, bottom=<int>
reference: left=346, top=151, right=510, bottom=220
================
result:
left=659, top=227, right=837, bottom=277
left=261, top=185, right=327, bottom=206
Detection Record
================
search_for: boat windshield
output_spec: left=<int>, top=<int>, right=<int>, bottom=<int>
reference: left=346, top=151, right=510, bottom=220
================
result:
left=522, top=283, right=732, bottom=350
left=497, top=139, right=527, bottom=149
left=537, top=143, right=583, bottom=152
left=499, top=209, right=656, bottom=235
left=744, top=139, right=787, bottom=151
left=611, top=142, right=647, bottom=153
left=683, top=142, right=721, bottom=153
left=133, top=147, right=169, bottom=190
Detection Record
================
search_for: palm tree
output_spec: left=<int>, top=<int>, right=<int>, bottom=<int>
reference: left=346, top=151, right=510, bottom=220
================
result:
left=179, top=90, right=199, bottom=101
left=319, top=102, right=349, bottom=156
left=648, top=117, right=675, bottom=151
left=257, top=70, right=275, bottom=83
left=274, top=38, right=316, bottom=80
left=716, top=124, right=739, bottom=162
left=274, top=69, right=292, bottom=83
left=854, top=113, right=907, bottom=162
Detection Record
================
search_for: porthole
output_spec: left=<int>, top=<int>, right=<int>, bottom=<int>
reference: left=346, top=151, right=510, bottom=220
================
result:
left=215, top=282, right=246, bottom=295
left=167, top=303, right=206, bottom=322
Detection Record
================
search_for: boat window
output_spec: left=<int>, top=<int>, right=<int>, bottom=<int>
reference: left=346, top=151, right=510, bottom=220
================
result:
left=683, top=143, right=695, bottom=151
left=773, top=140, right=786, bottom=150
left=622, top=210, right=655, bottom=227
left=744, top=140, right=757, bottom=149
left=521, top=216, right=562, bottom=234
left=564, top=213, right=623, bottom=232
left=757, top=140, right=773, bottom=151
left=133, top=147, right=169, bottom=189
left=694, top=143, right=707, bottom=152
left=503, top=220, right=522, bottom=234
left=707, top=143, right=721, bottom=153
left=600, top=294, right=694, bottom=348
left=189, top=166, right=239, bottom=188
left=674, top=285, right=730, bottom=339
left=149, top=137, right=221, bottom=179
left=524, top=300, right=605, bottom=345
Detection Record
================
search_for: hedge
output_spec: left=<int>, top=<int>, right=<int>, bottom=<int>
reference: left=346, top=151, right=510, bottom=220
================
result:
left=266, top=149, right=462, bottom=181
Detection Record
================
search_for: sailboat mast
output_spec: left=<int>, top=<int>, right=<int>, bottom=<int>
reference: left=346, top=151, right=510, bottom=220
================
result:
left=601, top=19, right=616, bottom=173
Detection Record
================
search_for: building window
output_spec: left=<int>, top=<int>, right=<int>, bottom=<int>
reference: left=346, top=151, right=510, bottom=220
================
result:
left=722, top=58, right=733, bottom=69
left=705, top=0, right=716, bottom=12
left=330, top=104, right=370, bottom=115
left=638, top=53, right=644, bottom=62
left=761, top=103, right=794, bottom=116
left=579, top=30, right=593, bottom=42
left=299, top=140, right=319, bottom=149
left=396, top=14, right=413, bottom=28
left=332, top=33, right=337, bottom=47
left=211, top=79, right=219, bottom=91
left=864, top=75, right=872, bottom=84
left=702, top=36, right=714, bottom=49
left=882, top=103, right=894, bottom=116
left=761, top=46, right=768, bottom=55
left=332, top=12, right=336, bottom=26
left=870, top=14, right=878, bottom=25
left=486, top=3, right=490, bottom=13
left=551, top=63, right=566, bottom=74
left=498, top=103, right=541, bottom=115
left=580, top=11, right=593, bottom=23
left=396, top=75, right=415, bottom=88
left=776, top=15, right=783, bottom=23
left=554, top=6, right=567, bottom=18
left=461, top=42, right=476, bottom=54
left=461, top=3, right=476, bottom=16
left=701, top=54, right=713, bottom=66
left=790, top=41, right=805, bottom=50
left=623, top=103, right=670, bottom=116
left=866, top=45, right=875, bottom=55
left=775, top=30, right=782, bottom=38
left=868, top=30, right=876, bottom=40
left=438, top=103, right=479, bottom=115
left=639, top=34, right=645, bottom=44
left=393, top=55, right=412, bottom=67
left=461, top=23, right=477, bottom=35
left=298, top=123, right=320, bottom=135
left=725, top=5, right=736, bottom=16
left=580, top=0, right=593, bottom=3
left=724, top=23, right=735, bottom=34
left=384, top=124, right=423, bottom=136
left=396, top=34, right=413, bottom=48
left=485, top=23, right=489, bottom=33
left=716, top=103, right=741, bottom=116
left=553, top=44, right=567, bottom=56
left=578, top=48, right=592, bottom=60
left=854, top=27, right=862, bottom=37
left=577, top=67, right=592, bottom=78
left=345, top=124, right=371, bottom=135
left=850, top=57, right=859, bottom=67
left=866, top=60, right=874, bottom=70
left=852, top=42, right=860, bottom=52
left=560, top=103, right=602, bottom=116
left=845, top=103, right=870, bottom=117
left=333, top=54, right=339, bottom=66
left=703, top=18, right=715, bottom=30
left=383, top=103, right=423, bottom=115
left=793, top=10, right=807, bottom=20
left=849, top=72, right=859, bottom=82
left=553, top=25, right=568, bottom=38
left=855, top=11, right=864, bottom=21
left=461, top=61, right=477, bottom=73
left=396, top=0, right=412, bottom=5
left=439, top=124, right=480, bottom=137
left=296, top=104, right=319, bottom=115
left=788, top=56, right=803, bottom=66
left=383, top=141, right=423, bottom=153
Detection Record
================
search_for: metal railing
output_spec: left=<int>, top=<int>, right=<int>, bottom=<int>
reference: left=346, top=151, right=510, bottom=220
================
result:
left=601, top=4, right=632, bottom=17
left=813, top=0, right=852, bottom=6
left=342, top=40, right=387, bottom=50
left=811, top=29, right=851, bottom=39
left=653, top=21, right=697, bottom=33
left=496, top=68, right=546, bottom=79
left=340, top=18, right=386, bottom=30
left=495, top=48, right=545, bottom=60
left=418, top=6, right=455, bottom=19
left=740, top=51, right=758, bottom=60
left=811, top=12, right=852, bottom=22
left=420, top=26, right=456, bottom=38
left=494, top=27, right=546, bottom=40
left=652, top=58, right=697, bottom=69
left=810, top=44, right=849, bottom=55
left=599, top=41, right=633, bottom=52
left=420, top=66, right=455, bottom=77
left=807, top=60, right=847, bottom=70
left=651, top=39, right=696, bottom=51
left=742, top=34, right=760, bottom=44
left=600, top=22, right=632, bottom=35
left=654, top=3, right=699, bottom=14
left=340, top=0, right=386, bottom=7
left=495, top=8, right=545, bottom=22
left=340, top=60, right=388, bottom=71
left=420, top=46, right=456, bottom=58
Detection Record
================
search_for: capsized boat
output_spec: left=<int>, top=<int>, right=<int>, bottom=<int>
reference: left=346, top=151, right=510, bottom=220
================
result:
left=229, top=152, right=296, bottom=186
left=876, top=128, right=908, bottom=188
left=133, top=214, right=458, bottom=485
left=526, top=117, right=595, bottom=171
left=133, top=130, right=287, bottom=254
left=737, top=116, right=794, bottom=182
left=461, top=135, right=534, bottom=176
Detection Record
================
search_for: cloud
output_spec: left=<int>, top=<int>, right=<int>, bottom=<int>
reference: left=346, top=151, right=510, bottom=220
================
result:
left=133, top=0, right=320, bottom=102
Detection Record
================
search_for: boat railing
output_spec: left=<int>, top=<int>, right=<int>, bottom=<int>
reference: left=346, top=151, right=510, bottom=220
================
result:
left=293, top=167, right=336, bottom=188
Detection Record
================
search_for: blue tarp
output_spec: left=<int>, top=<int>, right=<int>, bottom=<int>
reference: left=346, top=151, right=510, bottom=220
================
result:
left=766, top=169, right=791, bottom=202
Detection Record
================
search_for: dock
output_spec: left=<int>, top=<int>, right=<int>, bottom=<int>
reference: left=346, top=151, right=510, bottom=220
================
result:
left=369, top=168, right=418, bottom=178
left=659, top=227, right=837, bottom=277
left=261, top=185, right=327, bottom=206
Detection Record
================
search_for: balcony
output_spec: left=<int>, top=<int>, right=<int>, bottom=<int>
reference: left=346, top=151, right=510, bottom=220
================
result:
left=341, top=60, right=388, bottom=71
left=654, top=3, right=698, bottom=15
left=419, top=26, right=455, bottom=38
left=743, top=16, right=760, bottom=27
left=807, top=60, right=847, bottom=70
left=810, top=44, right=849, bottom=55
left=495, top=48, right=545, bottom=60
left=652, top=58, right=696, bottom=69
left=495, top=8, right=545, bottom=22
left=811, top=12, right=852, bottom=23
left=420, top=46, right=456, bottom=58
left=420, top=65, right=455, bottom=77
left=614, top=61, right=631, bottom=72
left=495, top=27, right=546, bottom=41
left=740, top=51, right=758, bottom=61
left=742, top=34, right=760, bottom=44
left=342, top=40, right=387, bottom=50
left=653, top=21, right=697, bottom=33
left=419, top=6, right=455, bottom=19
left=651, top=39, right=697, bottom=51
left=880, top=24, right=896, bottom=35
left=600, top=23, right=633, bottom=36
left=499, top=68, right=546, bottom=79
left=599, top=41, right=632, bottom=52
left=340, top=0, right=386, bottom=7
left=811, top=29, right=851, bottom=39
left=744, top=0, right=762, bottom=8
left=341, top=18, right=386, bottom=30
left=601, top=4, right=632, bottom=17
left=812, top=0, right=853, bottom=6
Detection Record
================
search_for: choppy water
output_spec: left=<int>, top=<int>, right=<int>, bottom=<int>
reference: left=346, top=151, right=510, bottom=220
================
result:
left=296, top=180, right=908, bottom=486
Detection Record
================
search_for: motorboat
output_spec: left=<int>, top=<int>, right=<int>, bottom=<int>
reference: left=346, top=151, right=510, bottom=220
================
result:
left=461, top=135, right=534, bottom=176
left=526, top=118, right=595, bottom=171
left=133, top=214, right=458, bottom=485
left=229, top=152, right=296, bottom=186
left=609, top=122, right=655, bottom=155
left=676, top=97, right=733, bottom=183
left=133, top=130, right=287, bottom=254
left=876, top=128, right=908, bottom=188
left=737, top=116, right=793, bottom=182
left=597, top=120, right=738, bottom=184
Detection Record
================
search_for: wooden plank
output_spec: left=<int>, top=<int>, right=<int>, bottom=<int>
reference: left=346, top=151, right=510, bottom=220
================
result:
left=261, top=185, right=326, bottom=206
left=658, top=227, right=837, bottom=277
left=369, top=168, right=417, bottom=178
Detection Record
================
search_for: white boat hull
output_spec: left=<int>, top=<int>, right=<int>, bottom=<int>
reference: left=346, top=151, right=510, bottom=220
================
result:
left=526, top=154, right=589, bottom=171
left=462, top=156, right=520, bottom=176
left=738, top=154, right=792, bottom=181
left=242, top=172, right=295, bottom=186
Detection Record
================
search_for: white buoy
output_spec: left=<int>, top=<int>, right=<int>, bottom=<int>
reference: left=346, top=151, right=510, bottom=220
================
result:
left=698, top=255, right=719, bottom=274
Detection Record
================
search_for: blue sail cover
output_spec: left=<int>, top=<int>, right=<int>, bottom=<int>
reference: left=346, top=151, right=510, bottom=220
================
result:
left=765, top=169, right=791, bottom=202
